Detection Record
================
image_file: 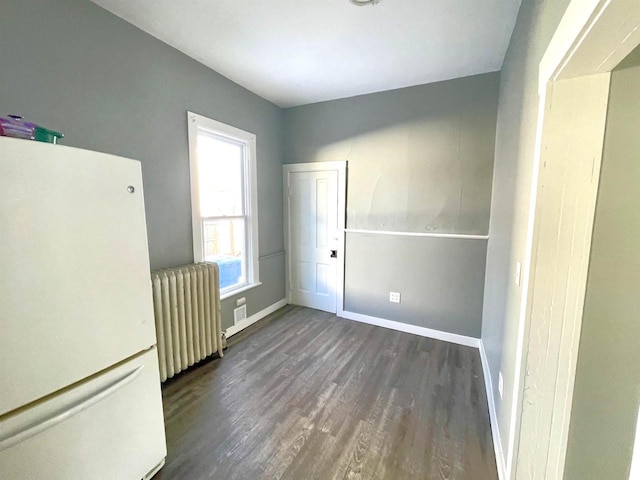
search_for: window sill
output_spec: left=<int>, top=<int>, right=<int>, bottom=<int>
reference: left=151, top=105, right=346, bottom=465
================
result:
left=220, top=282, right=262, bottom=300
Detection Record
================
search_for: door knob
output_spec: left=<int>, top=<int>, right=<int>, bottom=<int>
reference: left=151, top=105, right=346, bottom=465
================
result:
left=330, top=250, right=338, bottom=258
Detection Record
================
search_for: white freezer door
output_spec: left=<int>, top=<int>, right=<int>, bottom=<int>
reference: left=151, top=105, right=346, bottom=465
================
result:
left=0, top=348, right=166, bottom=480
left=0, top=138, right=157, bottom=416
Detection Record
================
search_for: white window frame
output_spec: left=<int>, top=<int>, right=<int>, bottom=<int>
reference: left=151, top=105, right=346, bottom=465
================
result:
left=187, top=111, right=260, bottom=298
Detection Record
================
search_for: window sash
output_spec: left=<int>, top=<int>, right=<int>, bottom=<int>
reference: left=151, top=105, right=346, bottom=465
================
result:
left=188, top=111, right=260, bottom=295
left=196, top=131, right=247, bottom=218
left=202, top=216, right=248, bottom=292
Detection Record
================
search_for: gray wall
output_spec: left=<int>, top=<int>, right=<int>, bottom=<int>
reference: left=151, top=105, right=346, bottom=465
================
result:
left=346, top=234, right=487, bottom=337
left=0, top=0, right=285, bottom=330
left=563, top=46, right=640, bottom=480
left=481, top=0, right=571, bottom=454
left=284, top=74, right=499, bottom=337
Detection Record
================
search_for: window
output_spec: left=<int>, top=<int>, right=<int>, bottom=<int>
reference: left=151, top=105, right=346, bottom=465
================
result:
left=187, top=112, right=259, bottom=297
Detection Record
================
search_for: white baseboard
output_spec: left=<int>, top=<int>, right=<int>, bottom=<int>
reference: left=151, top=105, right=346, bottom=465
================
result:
left=226, top=298, right=288, bottom=338
left=339, top=310, right=481, bottom=348
left=479, top=340, right=507, bottom=480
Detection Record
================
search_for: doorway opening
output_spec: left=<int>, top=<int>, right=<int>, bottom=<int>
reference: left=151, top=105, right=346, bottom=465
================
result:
left=508, top=1, right=640, bottom=478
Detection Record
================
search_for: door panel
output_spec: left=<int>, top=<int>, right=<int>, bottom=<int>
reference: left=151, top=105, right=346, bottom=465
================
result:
left=288, top=170, right=338, bottom=312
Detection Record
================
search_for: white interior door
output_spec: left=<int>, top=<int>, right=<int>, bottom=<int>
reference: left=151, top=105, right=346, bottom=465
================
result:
left=285, top=163, right=345, bottom=313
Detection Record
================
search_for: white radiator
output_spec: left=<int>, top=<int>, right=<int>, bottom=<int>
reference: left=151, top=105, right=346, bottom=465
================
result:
left=151, top=262, right=223, bottom=382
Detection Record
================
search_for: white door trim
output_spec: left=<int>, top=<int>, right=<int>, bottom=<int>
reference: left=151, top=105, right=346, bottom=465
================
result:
left=283, top=161, right=347, bottom=316
left=508, top=1, right=640, bottom=479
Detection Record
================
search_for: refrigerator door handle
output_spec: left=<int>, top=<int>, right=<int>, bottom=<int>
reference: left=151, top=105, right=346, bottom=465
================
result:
left=0, top=364, right=144, bottom=453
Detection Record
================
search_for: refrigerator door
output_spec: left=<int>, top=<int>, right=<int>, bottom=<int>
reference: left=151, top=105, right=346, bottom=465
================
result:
left=0, top=347, right=166, bottom=480
left=0, top=138, right=157, bottom=416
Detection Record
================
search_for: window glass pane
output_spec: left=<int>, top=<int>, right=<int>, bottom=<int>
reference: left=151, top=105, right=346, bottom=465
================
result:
left=203, top=218, right=246, bottom=290
left=197, top=133, right=244, bottom=217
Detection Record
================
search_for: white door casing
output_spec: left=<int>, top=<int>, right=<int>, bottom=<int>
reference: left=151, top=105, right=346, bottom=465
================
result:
left=284, top=162, right=346, bottom=314
left=507, top=0, right=640, bottom=478
left=513, top=73, right=611, bottom=480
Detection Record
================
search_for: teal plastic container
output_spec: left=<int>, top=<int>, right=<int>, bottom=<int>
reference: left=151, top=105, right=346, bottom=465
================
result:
left=34, top=126, right=64, bottom=144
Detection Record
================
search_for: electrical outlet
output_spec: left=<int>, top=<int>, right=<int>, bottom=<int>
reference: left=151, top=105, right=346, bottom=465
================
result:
left=515, top=261, right=522, bottom=287
left=236, top=297, right=246, bottom=307
left=498, top=372, right=504, bottom=399
left=389, top=292, right=401, bottom=303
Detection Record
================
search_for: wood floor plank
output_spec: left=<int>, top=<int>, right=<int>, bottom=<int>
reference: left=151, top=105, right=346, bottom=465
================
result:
left=155, top=305, right=498, bottom=480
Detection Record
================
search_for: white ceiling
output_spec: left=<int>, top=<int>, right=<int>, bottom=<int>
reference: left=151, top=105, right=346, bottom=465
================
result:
left=91, top=0, right=522, bottom=108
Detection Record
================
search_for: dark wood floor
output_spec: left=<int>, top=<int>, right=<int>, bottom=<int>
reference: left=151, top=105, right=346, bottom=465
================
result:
left=155, top=305, right=498, bottom=480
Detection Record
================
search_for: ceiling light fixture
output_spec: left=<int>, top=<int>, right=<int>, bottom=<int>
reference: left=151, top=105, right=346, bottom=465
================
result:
left=350, top=0, right=380, bottom=6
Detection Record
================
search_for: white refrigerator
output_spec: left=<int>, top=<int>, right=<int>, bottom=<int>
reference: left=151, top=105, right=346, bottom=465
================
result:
left=0, top=137, right=166, bottom=479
